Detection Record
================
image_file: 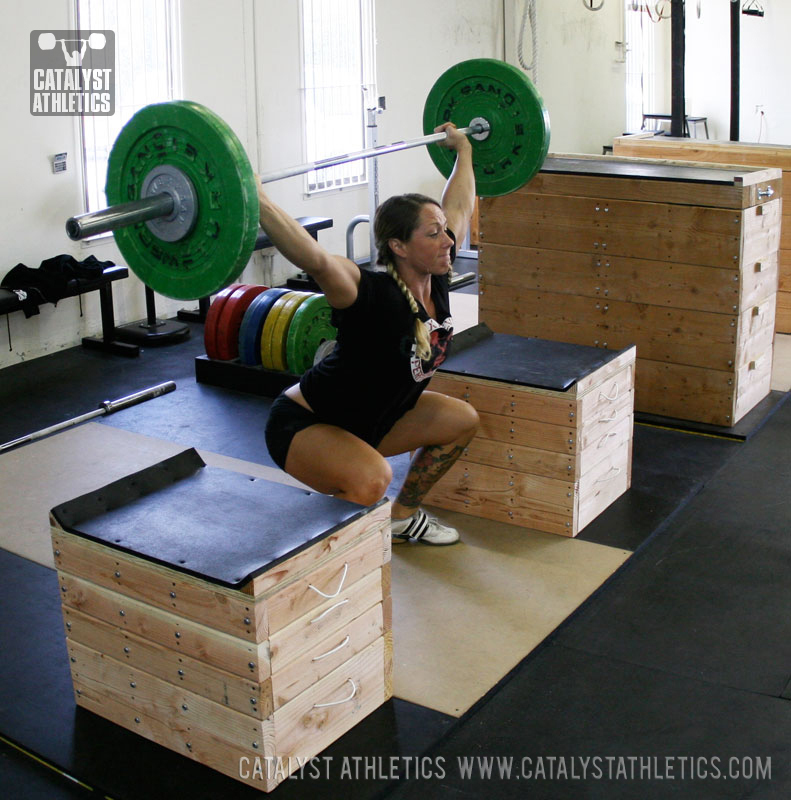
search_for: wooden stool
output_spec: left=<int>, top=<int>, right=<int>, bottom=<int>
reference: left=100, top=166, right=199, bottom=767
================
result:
left=50, top=449, right=392, bottom=792
left=427, top=328, right=636, bottom=536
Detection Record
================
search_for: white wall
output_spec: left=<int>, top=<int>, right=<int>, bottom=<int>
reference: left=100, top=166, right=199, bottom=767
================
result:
left=0, top=0, right=675, bottom=368
left=515, top=0, right=627, bottom=154
left=686, top=0, right=791, bottom=144
left=374, top=0, right=503, bottom=204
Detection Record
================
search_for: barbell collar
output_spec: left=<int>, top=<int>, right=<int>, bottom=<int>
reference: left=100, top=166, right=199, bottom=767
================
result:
left=66, top=193, right=175, bottom=241
left=258, top=121, right=490, bottom=185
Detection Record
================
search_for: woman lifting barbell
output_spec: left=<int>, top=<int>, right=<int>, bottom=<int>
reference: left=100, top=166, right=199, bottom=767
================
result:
left=261, top=122, right=479, bottom=545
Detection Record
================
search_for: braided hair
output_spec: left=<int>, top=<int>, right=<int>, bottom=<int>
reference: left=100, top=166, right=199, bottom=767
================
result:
left=373, top=194, right=440, bottom=361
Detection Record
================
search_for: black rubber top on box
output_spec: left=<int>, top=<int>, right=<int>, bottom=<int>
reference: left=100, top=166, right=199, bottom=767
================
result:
left=543, top=155, right=752, bottom=186
left=50, top=449, right=382, bottom=589
left=441, top=326, right=631, bottom=391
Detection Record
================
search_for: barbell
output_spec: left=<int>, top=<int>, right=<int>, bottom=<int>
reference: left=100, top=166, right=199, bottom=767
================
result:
left=39, top=32, right=107, bottom=51
left=65, top=58, right=550, bottom=301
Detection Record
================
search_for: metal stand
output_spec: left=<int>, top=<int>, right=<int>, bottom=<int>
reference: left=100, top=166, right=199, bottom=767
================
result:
left=114, top=286, right=191, bottom=346
left=177, top=296, right=210, bottom=323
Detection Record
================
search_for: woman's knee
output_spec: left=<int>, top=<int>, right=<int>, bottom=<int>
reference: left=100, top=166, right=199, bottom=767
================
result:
left=448, top=395, right=479, bottom=440
left=341, top=458, right=393, bottom=506
left=462, top=401, right=480, bottom=435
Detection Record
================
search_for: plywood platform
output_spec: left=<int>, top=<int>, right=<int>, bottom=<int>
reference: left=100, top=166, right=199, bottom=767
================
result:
left=50, top=450, right=392, bottom=792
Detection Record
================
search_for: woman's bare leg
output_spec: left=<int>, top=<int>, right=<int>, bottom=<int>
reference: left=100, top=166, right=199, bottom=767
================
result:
left=285, top=423, right=393, bottom=507
left=377, top=391, right=479, bottom=520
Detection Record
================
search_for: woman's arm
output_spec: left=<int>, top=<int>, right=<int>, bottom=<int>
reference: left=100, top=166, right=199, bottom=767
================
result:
left=437, top=123, right=477, bottom=247
left=257, top=183, right=361, bottom=308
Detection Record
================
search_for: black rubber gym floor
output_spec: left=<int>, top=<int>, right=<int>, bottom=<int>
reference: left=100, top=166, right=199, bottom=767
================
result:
left=1, top=318, right=789, bottom=798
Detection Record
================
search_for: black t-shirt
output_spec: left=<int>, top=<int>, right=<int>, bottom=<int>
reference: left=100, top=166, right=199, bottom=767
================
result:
left=299, top=266, right=453, bottom=447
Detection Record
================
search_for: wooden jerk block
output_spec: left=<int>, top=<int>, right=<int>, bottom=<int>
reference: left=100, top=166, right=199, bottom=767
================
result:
left=426, top=327, right=636, bottom=536
left=50, top=449, right=392, bottom=793
left=613, top=133, right=791, bottom=334
left=478, top=155, right=782, bottom=427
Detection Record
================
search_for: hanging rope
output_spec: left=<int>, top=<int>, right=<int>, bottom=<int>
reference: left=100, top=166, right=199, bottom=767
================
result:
left=517, top=0, right=538, bottom=84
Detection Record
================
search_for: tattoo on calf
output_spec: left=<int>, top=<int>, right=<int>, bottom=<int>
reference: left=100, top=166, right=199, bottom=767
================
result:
left=395, top=443, right=466, bottom=509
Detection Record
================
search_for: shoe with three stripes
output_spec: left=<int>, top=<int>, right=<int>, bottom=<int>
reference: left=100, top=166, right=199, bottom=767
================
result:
left=390, top=509, right=460, bottom=546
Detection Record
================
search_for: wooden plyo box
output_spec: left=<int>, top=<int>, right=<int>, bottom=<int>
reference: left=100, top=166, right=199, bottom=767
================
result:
left=613, top=133, right=791, bottom=334
left=427, top=331, right=636, bottom=536
left=478, top=155, right=782, bottom=427
left=50, top=449, right=392, bottom=793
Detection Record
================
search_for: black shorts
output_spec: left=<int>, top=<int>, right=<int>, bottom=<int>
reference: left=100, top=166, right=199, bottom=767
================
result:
left=264, top=394, right=320, bottom=470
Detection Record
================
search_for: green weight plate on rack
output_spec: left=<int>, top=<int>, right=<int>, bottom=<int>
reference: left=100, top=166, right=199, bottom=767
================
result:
left=422, top=58, right=550, bottom=197
left=285, top=294, right=337, bottom=375
left=106, top=101, right=259, bottom=300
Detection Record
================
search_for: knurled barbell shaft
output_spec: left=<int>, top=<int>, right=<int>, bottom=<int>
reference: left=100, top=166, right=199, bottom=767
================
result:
left=66, top=193, right=174, bottom=241
left=65, top=122, right=489, bottom=241
left=258, top=122, right=489, bottom=184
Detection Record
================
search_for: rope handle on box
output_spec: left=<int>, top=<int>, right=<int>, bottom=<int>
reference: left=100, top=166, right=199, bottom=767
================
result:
left=313, top=679, right=357, bottom=708
left=312, top=635, right=351, bottom=662
left=310, top=599, right=349, bottom=624
left=599, top=383, right=619, bottom=403
left=595, top=466, right=622, bottom=484
left=308, top=562, right=349, bottom=599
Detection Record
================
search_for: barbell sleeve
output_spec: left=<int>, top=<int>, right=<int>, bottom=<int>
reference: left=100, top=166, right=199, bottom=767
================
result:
left=66, top=193, right=175, bottom=241
left=258, top=122, right=490, bottom=184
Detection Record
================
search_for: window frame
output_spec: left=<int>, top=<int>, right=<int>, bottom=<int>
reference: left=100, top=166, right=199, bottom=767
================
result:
left=298, top=0, right=377, bottom=196
left=624, top=2, right=658, bottom=134
left=75, top=0, right=183, bottom=220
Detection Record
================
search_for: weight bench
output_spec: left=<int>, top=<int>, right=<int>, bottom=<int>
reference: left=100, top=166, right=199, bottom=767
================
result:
left=0, top=265, right=139, bottom=357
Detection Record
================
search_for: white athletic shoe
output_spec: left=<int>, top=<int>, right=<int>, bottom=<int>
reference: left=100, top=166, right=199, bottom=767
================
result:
left=391, top=509, right=460, bottom=546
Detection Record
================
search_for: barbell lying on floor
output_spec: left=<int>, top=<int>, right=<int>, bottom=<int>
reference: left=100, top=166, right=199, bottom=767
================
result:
left=65, top=58, right=550, bottom=301
left=0, top=381, right=176, bottom=453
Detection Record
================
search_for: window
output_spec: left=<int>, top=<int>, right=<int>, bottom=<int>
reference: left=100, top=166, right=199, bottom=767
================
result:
left=77, top=0, right=182, bottom=213
left=300, top=0, right=376, bottom=193
left=624, top=2, right=657, bottom=133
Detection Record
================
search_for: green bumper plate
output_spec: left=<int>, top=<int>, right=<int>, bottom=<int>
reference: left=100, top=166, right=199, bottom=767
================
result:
left=286, top=294, right=338, bottom=374
left=106, top=101, right=259, bottom=300
left=423, top=59, right=550, bottom=197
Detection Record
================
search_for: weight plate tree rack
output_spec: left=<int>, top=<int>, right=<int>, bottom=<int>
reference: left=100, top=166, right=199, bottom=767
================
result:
left=197, top=285, right=339, bottom=397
